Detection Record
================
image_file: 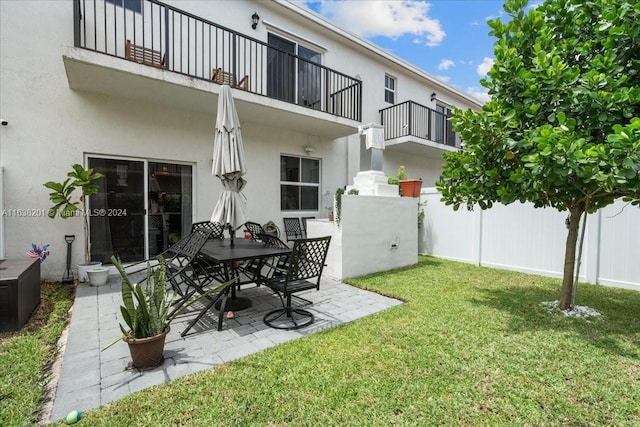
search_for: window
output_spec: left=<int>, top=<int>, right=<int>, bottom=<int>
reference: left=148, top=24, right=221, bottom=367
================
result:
left=105, top=0, right=142, bottom=13
left=384, top=75, right=396, bottom=104
left=280, top=155, right=320, bottom=211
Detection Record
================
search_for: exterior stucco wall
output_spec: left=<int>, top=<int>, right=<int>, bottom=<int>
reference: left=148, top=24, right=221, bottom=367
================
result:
left=1, top=0, right=475, bottom=279
left=307, top=195, right=418, bottom=280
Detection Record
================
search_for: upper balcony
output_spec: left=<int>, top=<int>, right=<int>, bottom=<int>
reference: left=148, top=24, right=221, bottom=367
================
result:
left=64, top=0, right=362, bottom=139
left=379, top=101, right=461, bottom=159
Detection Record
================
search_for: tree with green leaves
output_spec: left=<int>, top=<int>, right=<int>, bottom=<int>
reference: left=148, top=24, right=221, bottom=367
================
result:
left=437, top=0, right=640, bottom=310
left=44, top=164, right=104, bottom=264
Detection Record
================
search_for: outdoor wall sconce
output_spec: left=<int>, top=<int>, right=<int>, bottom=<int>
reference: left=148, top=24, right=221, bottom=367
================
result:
left=304, top=146, right=314, bottom=155
left=430, top=92, right=437, bottom=102
left=251, top=12, right=260, bottom=29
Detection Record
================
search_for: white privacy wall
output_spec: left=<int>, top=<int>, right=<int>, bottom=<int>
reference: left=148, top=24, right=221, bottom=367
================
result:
left=597, top=202, right=640, bottom=288
left=421, top=188, right=640, bottom=291
left=308, top=195, right=418, bottom=280
left=480, top=202, right=568, bottom=278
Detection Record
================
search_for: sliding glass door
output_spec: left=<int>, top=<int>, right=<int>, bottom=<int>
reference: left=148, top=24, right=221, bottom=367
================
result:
left=267, top=33, right=296, bottom=103
left=147, top=162, right=193, bottom=257
left=267, top=33, right=322, bottom=108
left=88, top=157, right=192, bottom=263
left=298, top=46, right=322, bottom=110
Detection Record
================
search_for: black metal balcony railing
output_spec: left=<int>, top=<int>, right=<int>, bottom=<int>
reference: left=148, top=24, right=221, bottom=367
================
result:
left=73, top=0, right=362, bottom=122
left=379, top=101, right=460, bottom=148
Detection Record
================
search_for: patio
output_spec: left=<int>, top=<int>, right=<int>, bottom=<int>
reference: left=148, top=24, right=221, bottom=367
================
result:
left=47, top=274, right=402, bottom=422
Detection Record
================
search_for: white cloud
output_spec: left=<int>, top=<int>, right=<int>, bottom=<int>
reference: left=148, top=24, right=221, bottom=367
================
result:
left=438, top=59, right=455, bottom=70
left=311, top=1, right=446, bottom=46
left=476, top=57, right=494, bottom=77
left=467, top=87, right=490, bottom=104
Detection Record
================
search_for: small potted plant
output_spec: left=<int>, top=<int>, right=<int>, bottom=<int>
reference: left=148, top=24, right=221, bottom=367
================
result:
left=397, top=165, right=423, bottom=197
left=44, top=164, right=104, bottom=283
left=105, top=255, right=232, bottom=368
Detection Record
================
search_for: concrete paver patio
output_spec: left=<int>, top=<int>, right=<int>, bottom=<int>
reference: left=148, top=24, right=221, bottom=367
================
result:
left=48, top=274, right=402, bottom=423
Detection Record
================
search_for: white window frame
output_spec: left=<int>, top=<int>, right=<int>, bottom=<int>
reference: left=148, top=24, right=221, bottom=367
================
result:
left=280, top=155, right=321, bottom=212
left=385, top=74, right=396, bottom=104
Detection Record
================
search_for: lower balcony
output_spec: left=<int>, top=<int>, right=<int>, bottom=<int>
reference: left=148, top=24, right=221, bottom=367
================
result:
left=380, top=101, right=461, bottom=158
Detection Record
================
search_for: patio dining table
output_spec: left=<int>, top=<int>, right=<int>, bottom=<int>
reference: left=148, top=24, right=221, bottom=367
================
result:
left=181, top=237, right=292, bottom=335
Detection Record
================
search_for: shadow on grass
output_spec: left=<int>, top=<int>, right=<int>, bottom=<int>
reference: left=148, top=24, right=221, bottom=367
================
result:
left=416, top=255, right=443, bottom=267
left=344, top=256, right=443, bottom=285
left=472, top=282, right=640, bottom=360
left=343, top=256, right=443, bottom=302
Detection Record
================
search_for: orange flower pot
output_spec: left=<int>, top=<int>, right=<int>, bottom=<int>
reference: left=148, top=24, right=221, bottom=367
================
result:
left=399, top=179, right=423, bottom=197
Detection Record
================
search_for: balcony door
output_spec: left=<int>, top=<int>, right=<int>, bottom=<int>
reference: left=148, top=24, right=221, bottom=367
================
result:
left=267, top=34, right=296, bottom=103
left=267, top=33, right=322, bottom=108
left=298, top=46, right=322, bottom=110
left=88, top=157, right=192, bottom=263
left=434, top=104, right=453, bottom=144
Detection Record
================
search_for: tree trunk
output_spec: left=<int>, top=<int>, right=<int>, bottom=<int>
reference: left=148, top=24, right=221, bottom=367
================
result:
left=560, top=207, right=583, bottom=310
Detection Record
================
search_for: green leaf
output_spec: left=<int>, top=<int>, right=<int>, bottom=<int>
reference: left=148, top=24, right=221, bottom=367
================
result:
left=621, top=169, right=636, bottom=179
left=557, top=111, right=566, bottom=125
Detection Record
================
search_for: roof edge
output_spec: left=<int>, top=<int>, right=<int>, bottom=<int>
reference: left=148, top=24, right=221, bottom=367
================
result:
left=273, top=0, right=485, bottom=108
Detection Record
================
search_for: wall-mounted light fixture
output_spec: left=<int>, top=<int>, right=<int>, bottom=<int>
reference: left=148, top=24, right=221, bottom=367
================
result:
left=304, top=146, right=314, bottom=155
left=430, top=92, right=437, bottom=102
left=251, top=12, right=260, bottom=29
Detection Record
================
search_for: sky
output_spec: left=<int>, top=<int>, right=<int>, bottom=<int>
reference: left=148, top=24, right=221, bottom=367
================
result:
left=301, top=0, right=511, bottom=104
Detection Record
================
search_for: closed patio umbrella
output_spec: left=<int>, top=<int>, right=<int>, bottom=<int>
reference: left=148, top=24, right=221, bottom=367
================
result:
left=211, top=85, right=248, bottom=246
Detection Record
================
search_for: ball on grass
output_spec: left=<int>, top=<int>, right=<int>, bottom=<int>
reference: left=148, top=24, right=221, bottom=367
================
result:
left=65, top=410, right=82, bottom=424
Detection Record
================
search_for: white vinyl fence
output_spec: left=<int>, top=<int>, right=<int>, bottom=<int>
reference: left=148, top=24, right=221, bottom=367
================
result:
left=420, top=188, right=640, bottom=291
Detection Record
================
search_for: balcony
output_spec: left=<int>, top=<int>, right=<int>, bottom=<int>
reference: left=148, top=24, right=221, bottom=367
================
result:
left=64, top=0, right=362, bottom=138
left=379, top=101, right=461, bottom=158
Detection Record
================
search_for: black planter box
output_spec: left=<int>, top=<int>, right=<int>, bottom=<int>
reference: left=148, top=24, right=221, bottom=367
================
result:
left=0, top=258, right=41, bottom=332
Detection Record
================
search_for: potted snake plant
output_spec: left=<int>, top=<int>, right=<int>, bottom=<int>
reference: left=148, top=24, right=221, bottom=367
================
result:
left=105, top=255, right=232, bottom=368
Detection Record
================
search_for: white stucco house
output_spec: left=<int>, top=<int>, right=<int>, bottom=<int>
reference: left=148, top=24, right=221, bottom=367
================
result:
left=0, top=0, right=482, bottom=280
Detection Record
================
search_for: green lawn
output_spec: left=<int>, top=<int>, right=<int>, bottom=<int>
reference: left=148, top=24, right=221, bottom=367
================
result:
left=4, top=257, right=640, bottom=426
left=0, top=281, right=74, bottom=427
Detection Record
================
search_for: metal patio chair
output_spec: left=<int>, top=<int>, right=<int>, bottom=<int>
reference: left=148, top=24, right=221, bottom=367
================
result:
left=117, top=229, right=217, bottom=315
left=191, top=221, right=225, bottom=239
left=263, top=236, right=331, bottom=330
left=240, top=233, right=291, bottom=286
left=283, top=217, right=304, bottom=242
left=190, top=221, right=226, bottom=281
left=243, top=221, right=266, bottom=241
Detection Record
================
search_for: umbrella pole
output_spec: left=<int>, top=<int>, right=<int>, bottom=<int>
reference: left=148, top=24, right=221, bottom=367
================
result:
left=228, top=224, right=235, bottom=247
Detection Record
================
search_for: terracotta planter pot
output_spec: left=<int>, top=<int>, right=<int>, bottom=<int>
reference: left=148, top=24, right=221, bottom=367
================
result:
left=124, top=326, right=170, bottom=368
left=399, top=179, right=423, bottom=197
